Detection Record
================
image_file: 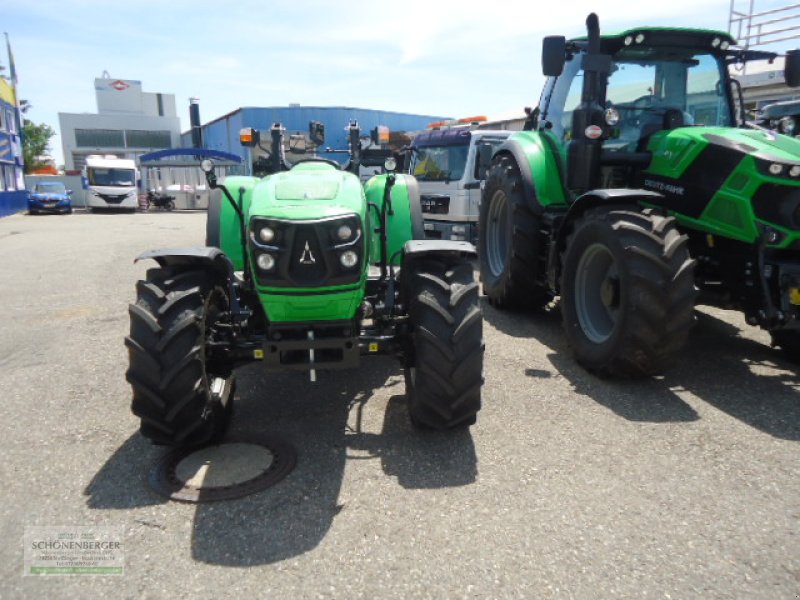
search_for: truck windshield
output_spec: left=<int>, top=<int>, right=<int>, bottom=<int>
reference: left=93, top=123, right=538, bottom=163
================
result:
left=88, top=168, right=136, bottom=187
left=410, top=144, right=469, bottom=181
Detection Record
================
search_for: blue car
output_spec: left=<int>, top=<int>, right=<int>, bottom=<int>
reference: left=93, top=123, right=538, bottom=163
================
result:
left=28, top=180, right=73, bottom=214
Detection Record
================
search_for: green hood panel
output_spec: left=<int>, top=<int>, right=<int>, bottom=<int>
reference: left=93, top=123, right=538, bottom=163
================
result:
left=248, top=163, right=366, bottom=221
left=259, top=287, right=365, bottom=322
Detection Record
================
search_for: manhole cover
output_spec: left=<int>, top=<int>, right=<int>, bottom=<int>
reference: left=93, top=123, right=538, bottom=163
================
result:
left=149, top=437, right=296, bottom=503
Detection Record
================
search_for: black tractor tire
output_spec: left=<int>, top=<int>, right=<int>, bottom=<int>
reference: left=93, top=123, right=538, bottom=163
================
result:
left=770, top=330, right=800, bottom=362
left=478, top=154, right=551, bottom=309
left=125, top=267, right=234, bottom=447
left=205, top=189, right=222, bottom=247
left=404, top=258, right=483, bottom=429
left=560, top=207, right=696, bottom=378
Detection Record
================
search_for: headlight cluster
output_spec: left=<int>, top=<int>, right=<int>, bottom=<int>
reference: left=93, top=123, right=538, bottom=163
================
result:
left=756, top=157, right=800, bottom=180
left=249, top=215, right=363, bottom=282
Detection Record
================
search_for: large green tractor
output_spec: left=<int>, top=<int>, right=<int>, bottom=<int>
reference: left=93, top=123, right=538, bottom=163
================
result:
left=478, top=13, right=800, bottom=377
left=125, top=122, right=483, bottom=447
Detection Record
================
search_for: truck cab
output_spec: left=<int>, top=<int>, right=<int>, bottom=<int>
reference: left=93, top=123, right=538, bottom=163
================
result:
left=410, top=128, right=510, bottom=242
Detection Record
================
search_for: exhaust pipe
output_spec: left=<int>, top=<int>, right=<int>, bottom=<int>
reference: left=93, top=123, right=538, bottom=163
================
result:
left=189, top=97, right=203, bottom=149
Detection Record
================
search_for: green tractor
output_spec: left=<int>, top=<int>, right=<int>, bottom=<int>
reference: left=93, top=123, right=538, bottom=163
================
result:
left=125, top=122, right=483, bottom=447
left=479, top=13, right=800, bottom=377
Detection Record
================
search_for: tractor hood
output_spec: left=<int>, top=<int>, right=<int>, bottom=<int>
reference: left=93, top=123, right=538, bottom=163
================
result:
left=647, top=126, right=800, bottom=169
left=248, top=162, right=366, bottom=221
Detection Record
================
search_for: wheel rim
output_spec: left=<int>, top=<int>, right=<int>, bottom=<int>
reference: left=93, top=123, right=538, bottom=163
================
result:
left=486, top=189, right=509, bottom=277
left=574, top=243, right=621, bottom=344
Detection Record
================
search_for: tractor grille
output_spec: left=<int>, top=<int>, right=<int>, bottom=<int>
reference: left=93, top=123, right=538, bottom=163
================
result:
left=249, top=215, right=364, bottom=288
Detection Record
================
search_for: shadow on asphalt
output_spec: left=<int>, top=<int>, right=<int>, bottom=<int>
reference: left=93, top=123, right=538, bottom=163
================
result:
left=482, top=297, right=800, bottom=440
left=85, top=356, right=477, bottom=566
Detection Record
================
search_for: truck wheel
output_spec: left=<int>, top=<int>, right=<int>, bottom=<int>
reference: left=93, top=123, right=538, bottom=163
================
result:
left=205, top=189, right=222, bottom=247
left=404, top=258, right=483, bottom=429
left=125, top=267, right=234, bottom=447
left=770, top=330, right=800, bottom=362
left=479, top=154, right=551, bottom=309
left=560, top=208, right=696, bottom=377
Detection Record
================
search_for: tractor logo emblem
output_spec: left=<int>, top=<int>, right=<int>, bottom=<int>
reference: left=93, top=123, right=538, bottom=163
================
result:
left=299, top=241, right=316, bottom=265
left=111, top=80, right=129, bottom=91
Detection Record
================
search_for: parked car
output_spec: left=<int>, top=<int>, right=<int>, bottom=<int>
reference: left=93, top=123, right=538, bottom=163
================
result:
left=28, top=180, right=73, bottom=214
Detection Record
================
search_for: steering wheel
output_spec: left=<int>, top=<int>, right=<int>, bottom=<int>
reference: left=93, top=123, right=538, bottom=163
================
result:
left=292, top=157, right=342, bottom=170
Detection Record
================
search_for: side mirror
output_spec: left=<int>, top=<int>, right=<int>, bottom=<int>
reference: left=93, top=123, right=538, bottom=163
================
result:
left=309, top=121, right=325, bottom=146
left=542, top=36, right=567, bottom=77
left=785, top=50, right=800, bottom=87
left=66, top=189, right=73, bottom=195
left=476, top=143, right=494, bottom=180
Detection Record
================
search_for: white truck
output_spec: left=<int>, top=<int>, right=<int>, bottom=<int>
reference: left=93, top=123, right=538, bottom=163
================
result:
left=84, top=155, right=138, bottom=211
left=409, top=127, right=511, bottom=242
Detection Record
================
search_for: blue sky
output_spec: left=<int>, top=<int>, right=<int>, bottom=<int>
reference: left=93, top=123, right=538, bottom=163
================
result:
left=3, top=0, right=794, bottom=165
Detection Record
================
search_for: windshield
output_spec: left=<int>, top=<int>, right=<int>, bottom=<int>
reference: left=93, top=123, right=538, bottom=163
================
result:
left=410, top=144, right=469, bottom=181
left=87, top=167, right=136, bottom=187
left=545, top=49, right=731, bottom=151
left=34, top=182, right=67, bottom=194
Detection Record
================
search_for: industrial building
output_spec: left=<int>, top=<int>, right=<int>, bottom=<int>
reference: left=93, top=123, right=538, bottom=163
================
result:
left=58, top=76, right=182, bottom=172
left=181, top=105, right=447, bottom=165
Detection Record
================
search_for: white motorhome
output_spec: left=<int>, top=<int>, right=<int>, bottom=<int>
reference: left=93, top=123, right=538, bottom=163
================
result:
left=84, top=155, right=138, bottom=211
left=409, top=127, right=511, bottom=242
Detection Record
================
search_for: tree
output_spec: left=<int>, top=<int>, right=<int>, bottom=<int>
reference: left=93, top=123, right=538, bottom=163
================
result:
left=22, top=119, right=56, bottom=174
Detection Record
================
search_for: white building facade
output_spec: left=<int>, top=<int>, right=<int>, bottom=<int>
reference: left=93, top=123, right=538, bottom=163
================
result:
left=59, top=77, right=181, bottom=172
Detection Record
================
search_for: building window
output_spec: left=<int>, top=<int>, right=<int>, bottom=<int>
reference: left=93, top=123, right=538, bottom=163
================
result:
left=0, top=108, right=5, bottom=132
left=4, top=164, right=16, bottom=190
left=6, top=109, right=16, bottom=134
left=125, top=129, right=171, bottom=148
left=16, top=167, right=24, bottom=190
left=75, top=128, right=125, bottom=147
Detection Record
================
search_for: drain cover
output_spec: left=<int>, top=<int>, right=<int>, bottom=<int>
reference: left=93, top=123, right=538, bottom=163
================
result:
left=149, top=437, right=296, bottom=503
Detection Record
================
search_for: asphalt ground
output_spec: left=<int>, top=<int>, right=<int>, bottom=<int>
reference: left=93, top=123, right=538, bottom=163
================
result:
left=0, top=210, right=798, bottom=599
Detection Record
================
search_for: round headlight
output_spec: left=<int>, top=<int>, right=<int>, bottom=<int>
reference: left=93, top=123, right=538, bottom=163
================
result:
left=790, top=165, right=800, bottom=177
left=720, top=41, right=730, bottom=50
left=769, top=163, right=784, bottom=176
left=259, top=226, right=276, bottom=243
left=781, top=116, right=797, bottom=136
left=256, top=253, right=275, bottom=271
left=711, top=37, right=721, bottom=48
left=337, top=224, right=353, bottom=241
left=200, top=158, right=214, bottom=173
left=340, top=250, right=359, bottom=268
left=604, top=108, right=620, bottom=126
left=635, top=33, right=645, bottom=44
left=384, top=157, right=397, bottom=172
left=624, top=35, right=633, bottom=46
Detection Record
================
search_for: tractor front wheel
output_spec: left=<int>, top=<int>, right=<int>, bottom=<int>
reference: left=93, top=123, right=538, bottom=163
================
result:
left=560, top=208, right=696, bottom=377
left=125, top=266, right=234, bottom=447
left=404, top=258, right=483, bottom=429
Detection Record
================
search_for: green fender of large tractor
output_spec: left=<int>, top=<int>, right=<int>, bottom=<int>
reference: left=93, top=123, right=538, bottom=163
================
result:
left=363, top=173, right=425, bottom=265
left=215, top=175, right=260, bottom=270
left=641, top=126, right=800, bottom=249
left=493, top=130, right=570, bottom=211
left=247, top=162, right=369, bottom=322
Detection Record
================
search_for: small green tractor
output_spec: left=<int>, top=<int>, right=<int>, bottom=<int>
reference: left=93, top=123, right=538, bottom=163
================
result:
left=126, top=122, right=483, bottom=447
left=479, top=13, right=800, bottom=377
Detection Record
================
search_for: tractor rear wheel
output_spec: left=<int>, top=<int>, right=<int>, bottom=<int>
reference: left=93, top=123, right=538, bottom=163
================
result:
left=404, top=258, right=483, bottom=429
left=125, top=266, right=234, bottom=447
left=479, top=154, right=551, bottom=309
left=560, top=207, right=696, bottom=377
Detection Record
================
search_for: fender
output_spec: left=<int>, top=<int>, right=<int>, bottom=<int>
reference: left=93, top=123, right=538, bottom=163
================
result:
left=215, top=176, right=260, bottom=271
left=492, top=132, right=569, bottom=215
left=135, top=247, right=235, bottom=281
left=364, top=174, right=425, bottom=266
